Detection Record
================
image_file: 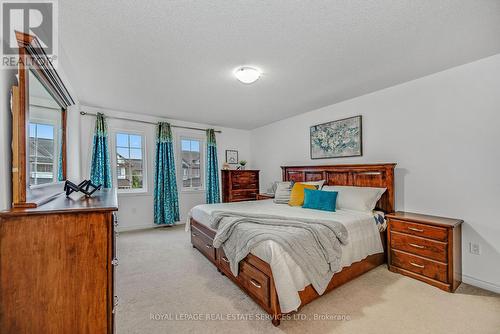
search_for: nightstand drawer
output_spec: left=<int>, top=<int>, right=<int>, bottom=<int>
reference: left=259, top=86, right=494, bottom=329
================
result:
left=391, top=249, right=448, bottom=283
left=390, top=231, right=447, bottom=262
left=389, top=219, right=448, bottom=241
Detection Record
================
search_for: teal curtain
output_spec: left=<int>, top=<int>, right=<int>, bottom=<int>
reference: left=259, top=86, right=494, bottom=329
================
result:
left=90, top=113, right=112, bottom=188
left=205, top=129, right=220, bottom=204
left=154, top=122, right=180, bottom=225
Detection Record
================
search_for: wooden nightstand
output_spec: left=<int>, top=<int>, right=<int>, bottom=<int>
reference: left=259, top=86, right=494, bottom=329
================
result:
left=386, top=212, right=463, bottom=292
left=256, top=193, right=274, bottom=200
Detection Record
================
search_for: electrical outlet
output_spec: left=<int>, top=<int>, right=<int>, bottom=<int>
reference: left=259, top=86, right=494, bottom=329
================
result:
left=469, top=242, right=481, bottom=255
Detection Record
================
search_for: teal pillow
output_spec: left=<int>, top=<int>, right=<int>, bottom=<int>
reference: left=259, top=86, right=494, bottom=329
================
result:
left=302, top=188, right=338, bottom=212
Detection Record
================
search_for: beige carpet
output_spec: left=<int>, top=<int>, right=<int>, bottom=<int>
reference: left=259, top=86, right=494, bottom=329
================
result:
left=116, top=225, right=500, bottom=334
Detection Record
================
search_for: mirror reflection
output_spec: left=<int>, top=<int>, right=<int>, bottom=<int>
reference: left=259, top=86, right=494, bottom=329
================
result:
left=28, top=70, right=64, bottom=186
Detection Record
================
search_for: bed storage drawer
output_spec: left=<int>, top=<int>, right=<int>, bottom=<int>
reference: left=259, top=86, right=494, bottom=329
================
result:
left=191, top=226, right=216, bottom=263
left=389, top=219, right=448, bottom=241
left=238, top=261, right=270, bottom=308
left=390, top=231, right=447, bottom=262
left=391, top=249, right=448, bottom=283
left=217, top=248, right=234, bottom=277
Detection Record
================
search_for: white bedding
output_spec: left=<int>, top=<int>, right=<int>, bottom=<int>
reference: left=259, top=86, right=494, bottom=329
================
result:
left=186, top=199, right=383, bottom=313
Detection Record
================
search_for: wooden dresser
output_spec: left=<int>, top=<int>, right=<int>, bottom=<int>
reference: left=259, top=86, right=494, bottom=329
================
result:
left=0, top=189, right=118, bottom=333
left=386, top=211, right=462, bottom=292
left=221, top=170, right=260, bottom=202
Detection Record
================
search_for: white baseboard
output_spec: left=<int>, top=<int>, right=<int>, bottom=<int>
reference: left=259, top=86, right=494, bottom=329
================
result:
left=118, top=224, right=154, bottom=232
left=118, top=221, right=185, bottom=232
left=462, top=274, right=500, bottom=294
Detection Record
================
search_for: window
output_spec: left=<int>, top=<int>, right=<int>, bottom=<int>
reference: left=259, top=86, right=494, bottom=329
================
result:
left=115, top=132, right=145, bottom=191
left=29, top=122, right=56, bottom=185
left=180, top=137, right=203, bottom=190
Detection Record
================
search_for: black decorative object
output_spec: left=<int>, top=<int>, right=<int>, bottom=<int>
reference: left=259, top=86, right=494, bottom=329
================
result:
left=64, top=180, right=102, bottom=198
left=79, top=180, right=102, bottom=197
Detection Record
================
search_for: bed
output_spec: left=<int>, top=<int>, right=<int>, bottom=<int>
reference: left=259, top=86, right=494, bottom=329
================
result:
left=188, top=163, right=396, bottom=326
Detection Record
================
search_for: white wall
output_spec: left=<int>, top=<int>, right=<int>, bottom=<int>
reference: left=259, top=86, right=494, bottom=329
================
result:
left=79, top=106, right=252, bottom=231
left=251, top=54, right=500, bottom=292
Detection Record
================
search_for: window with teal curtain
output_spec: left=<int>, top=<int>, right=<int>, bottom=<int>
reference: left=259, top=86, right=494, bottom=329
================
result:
left=205, top=129, right=220, bottom=204
left=154, top=122, right=180, bottom=225
left=90, top=112, right=112, bottom=188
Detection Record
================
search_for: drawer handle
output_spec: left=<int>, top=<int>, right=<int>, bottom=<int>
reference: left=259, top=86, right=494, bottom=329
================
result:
left=112, top=296, right=119, bottom=314
left=408, top=227, right=424, bottom=233
left=205, top=244, right=212, bottom=249
left=410, top=262, right=424, bottom=269
left=250, top=279, right=262, bottom=289
left=409, top=243, right=425, bottom=249
left=191, top=232, right=198, bottom=237
left=222, top=256, right=230, bottom=263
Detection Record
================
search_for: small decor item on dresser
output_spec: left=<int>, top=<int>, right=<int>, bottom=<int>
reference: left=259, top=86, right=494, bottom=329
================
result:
left=225, top=150, right=239, bottom=164
left=222, top=162, right=230, bottom=170
left=64, top=180, right=102, bottom=198
left=310, top=115, right=362, bottom=159
left=238, top=160, right=247, bottom=170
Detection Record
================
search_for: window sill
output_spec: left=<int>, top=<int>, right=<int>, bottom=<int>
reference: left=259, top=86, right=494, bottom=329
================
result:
left=117, top=190, right=150, bottom=197
left=180, top=189, right=206, bottom=194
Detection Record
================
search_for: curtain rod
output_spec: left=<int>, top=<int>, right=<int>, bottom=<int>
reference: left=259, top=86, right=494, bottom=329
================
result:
left=79, top=111, right=222, bottom=133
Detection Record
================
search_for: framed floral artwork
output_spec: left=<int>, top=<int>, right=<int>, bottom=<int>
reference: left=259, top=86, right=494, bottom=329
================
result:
left=310, top=115, right=362, bottom=159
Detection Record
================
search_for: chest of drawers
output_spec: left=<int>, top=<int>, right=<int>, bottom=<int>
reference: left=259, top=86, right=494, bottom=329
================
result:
left=387, top=212, right=463, bottom=292
left=221, top=170, right=260, bottom=202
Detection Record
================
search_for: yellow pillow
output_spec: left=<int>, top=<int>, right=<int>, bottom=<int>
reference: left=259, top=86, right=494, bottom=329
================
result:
left=288, top=183, right=317, bottom=206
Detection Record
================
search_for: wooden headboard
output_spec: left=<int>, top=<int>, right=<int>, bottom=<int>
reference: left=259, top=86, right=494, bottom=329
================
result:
left=281, top=163, right=396, bottom=213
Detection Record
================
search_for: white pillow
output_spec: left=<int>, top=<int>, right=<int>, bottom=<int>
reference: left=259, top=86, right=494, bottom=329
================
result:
left=322, top=185, right=386, bottom=212
left=273, top=181, right=292, bottom=204
left=302, top=180, right=326, bottom=190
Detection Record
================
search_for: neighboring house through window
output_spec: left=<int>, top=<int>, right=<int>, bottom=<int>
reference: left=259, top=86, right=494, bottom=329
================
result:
left=180, top=137, right=203, bottom=190
left=115, top=132, right=146, bottom=192
left=29, top=122, right=56, bottom=185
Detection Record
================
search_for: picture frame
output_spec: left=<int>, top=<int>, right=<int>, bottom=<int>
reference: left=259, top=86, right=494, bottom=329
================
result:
left=225, top=150, right=239, bottom=164
left=310, top=115, right=362, bottom=159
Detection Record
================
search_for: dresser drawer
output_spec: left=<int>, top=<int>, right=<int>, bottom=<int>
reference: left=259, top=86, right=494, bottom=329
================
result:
left=232, top=180, right=258, bottom=190
left=231, top=190, right=258, bottom=201
left=390, top=231, right=447, bottom=262
left=389, top=219, right=448, bottom=241
left=191, top=226, right=216, bottom=262
left=238, top=261, right=270, bottom=308
left=391, top=249, right=448, bottom=283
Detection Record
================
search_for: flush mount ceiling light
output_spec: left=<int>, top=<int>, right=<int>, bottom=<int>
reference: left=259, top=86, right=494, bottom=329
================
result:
left=234, top=66, right=261, bottom=84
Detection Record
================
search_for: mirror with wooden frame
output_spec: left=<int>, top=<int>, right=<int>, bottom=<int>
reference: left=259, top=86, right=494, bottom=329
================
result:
left=11, top=32, right=75, bottom=208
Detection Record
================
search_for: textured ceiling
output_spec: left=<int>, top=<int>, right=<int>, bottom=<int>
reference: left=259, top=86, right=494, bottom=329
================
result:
left=59, top=1, right=500, bottom=129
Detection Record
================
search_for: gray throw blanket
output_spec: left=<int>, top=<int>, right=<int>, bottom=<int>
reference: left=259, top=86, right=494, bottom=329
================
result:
left=210, top=211, right=349, bottom=295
